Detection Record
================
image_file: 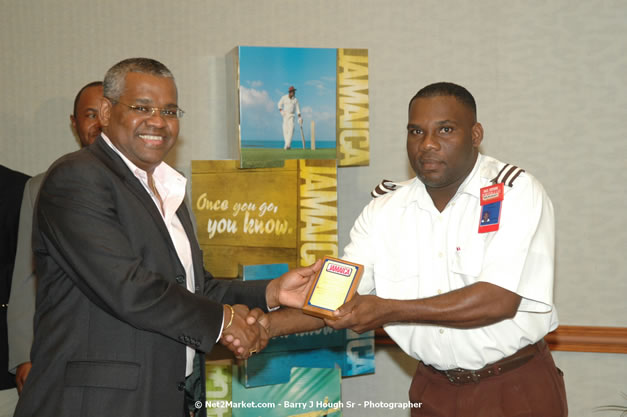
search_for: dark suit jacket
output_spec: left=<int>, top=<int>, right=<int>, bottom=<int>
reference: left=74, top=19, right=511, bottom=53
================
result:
left=14, top=138, right=268, bottom=417
left=0, top=165, right=30, bottom=390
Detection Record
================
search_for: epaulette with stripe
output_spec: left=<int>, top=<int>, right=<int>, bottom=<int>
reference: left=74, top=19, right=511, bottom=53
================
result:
left=491, top=164, right=525, bottom=187
left=371, top=179, right=410, bottom=198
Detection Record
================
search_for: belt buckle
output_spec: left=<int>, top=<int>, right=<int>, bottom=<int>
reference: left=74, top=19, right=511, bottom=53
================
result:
left=443, top=369, right=458, bottom=384
left=443, top=368, right=480, bottom=384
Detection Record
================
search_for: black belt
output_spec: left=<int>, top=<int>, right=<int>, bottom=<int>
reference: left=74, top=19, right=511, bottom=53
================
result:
left=426, top=340, right=545, bottom=385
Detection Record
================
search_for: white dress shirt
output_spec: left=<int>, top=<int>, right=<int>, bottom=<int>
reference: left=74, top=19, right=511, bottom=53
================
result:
left=343, top=154, right=559, bottom=370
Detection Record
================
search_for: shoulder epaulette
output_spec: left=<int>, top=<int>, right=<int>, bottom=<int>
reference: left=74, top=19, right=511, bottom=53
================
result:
left=491, top=164, right=525, bottom=187
left=371, top=179, right=403, bottom=198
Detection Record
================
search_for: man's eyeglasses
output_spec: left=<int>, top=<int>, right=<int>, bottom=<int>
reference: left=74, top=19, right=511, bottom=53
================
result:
left=109, top=99, right=185, bottom=119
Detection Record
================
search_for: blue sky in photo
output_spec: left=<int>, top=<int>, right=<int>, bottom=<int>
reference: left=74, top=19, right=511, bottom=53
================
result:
left=239, top=46, right=336, bottom=146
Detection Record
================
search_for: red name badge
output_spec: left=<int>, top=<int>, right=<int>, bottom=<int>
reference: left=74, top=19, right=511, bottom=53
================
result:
left=478, top=183, right=504, bottom=233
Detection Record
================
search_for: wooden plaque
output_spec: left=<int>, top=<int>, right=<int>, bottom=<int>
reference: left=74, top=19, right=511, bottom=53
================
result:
left=303, top=256, right=363, bottom=319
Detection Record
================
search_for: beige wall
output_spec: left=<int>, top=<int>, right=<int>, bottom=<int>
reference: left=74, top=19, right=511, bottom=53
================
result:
left=1, top=1, right=625, bottom=415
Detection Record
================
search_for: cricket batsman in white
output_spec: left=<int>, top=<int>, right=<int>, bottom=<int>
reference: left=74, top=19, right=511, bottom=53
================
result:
left=277, top=86, right=302, bottom=149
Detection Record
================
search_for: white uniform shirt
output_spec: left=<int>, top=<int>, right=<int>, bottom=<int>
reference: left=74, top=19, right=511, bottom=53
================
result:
left=343, top=154, right=558, bottom=370
left=102, top=134, right=198, bottom=376
left=277, top=94, right=300, bottom=117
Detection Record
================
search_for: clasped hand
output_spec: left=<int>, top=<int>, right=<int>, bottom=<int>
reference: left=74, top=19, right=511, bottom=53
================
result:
left=220, top=304, right=269, bottom=360
left=220, top=260, right=322, bottom=359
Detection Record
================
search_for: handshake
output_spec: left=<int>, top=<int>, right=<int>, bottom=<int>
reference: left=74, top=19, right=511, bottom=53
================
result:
left=219, top=304, right=270, bottom=360
left=218, top=259, right=323, bottom=360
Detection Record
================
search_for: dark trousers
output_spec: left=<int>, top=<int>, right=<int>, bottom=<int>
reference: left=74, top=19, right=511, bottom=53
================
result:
left=409, top=341, right=568, bottom=417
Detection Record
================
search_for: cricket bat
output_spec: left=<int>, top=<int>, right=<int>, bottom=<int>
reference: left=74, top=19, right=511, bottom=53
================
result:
left=299, top=119, right=306, bottom=148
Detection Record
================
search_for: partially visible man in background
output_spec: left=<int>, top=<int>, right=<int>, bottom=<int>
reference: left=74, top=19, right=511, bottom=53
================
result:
left=0, top=165, right=30, bottom=416
left=70, top=81, right=105, bottom=147
left=7, top=81, right=104, bottom=395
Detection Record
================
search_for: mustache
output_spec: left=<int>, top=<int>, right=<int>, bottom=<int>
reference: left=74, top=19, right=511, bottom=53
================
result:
left=418, top=154, right=443, bottom=163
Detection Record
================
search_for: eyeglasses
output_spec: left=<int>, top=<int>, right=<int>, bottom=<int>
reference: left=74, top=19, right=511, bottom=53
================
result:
left=109, top=99, right=185, bottom=119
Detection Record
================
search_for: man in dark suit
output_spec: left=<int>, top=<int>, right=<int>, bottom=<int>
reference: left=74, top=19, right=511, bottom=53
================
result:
left=13, top=58, right=318, bottom=417
left=0, top=165, right=29, bottom=415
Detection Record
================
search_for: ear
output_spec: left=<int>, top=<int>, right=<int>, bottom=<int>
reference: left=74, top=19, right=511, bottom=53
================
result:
left=471, top=122, right=484, bottom=148
left=99, top=97, right=112, bottom=128
left=70, top=114, right=77, bottom=131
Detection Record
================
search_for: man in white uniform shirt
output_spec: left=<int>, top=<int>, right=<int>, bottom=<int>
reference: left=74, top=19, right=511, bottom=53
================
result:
left=277, top=86, right=301, bottom=149
left=323, top=82, right=567, bottom=416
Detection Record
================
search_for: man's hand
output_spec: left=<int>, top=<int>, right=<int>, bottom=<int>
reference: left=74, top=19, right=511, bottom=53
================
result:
left=244, top=308, right=270, bottom=354
left=247, top=308, right=270, bottom=352
left=252, top=308, right=270, bottom=336
left=298, top=116, right=303, bottom=125
left=323, top=282, right=523, bottom=332
left=324, top=294, right=393, bottom=333
left=265, top=259, right=322, bottom=309
left=15, top=361, right=32, bottom=395
left=220, top=304, right=267, bottom=359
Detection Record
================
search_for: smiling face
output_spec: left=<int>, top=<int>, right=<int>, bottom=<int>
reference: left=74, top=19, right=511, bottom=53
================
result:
left=406, top=95, right=483, bottom=198
left=100, top=72, right=179, bottom=173
left=71, top=84, right=103, bottom=147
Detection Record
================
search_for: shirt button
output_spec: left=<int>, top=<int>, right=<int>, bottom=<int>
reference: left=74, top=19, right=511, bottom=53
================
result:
left=437, top=289, right=442, bottom=295
left=177, top=381, right=186, bottom=391
left=175, top=275, right=185, bottom=284
left=439, top=329, right=444, bottom=334
left=438, top=252, right=443, bottom=258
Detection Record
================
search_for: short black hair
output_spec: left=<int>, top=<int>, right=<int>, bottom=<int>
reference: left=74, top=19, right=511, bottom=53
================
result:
left=409, top=82, right=477, bottom=118
left=73, top=81, right=103, bottom=118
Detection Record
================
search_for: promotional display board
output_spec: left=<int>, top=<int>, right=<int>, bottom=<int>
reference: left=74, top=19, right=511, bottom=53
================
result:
left=226, top=46, right=369, bottom=168
left=192, top=159, right=338, bottom=277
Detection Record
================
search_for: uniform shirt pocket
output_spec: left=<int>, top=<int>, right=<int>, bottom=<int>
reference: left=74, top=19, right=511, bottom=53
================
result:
left=451, top=237, right=486, bottom=280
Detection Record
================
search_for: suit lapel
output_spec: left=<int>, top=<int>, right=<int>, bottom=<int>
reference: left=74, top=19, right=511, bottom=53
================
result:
left=89, top=137, right=182, bottom=267
left=176, top=201, right=204, bottom=293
